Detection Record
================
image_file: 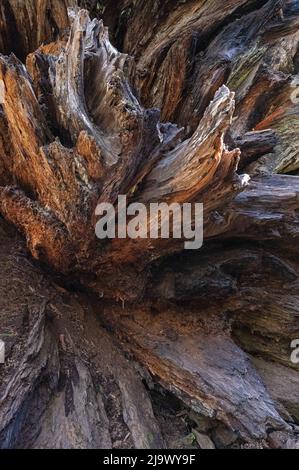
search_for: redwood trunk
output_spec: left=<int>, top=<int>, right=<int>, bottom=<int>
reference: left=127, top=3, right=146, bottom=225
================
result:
left=0, top=0, right=299, bottom=450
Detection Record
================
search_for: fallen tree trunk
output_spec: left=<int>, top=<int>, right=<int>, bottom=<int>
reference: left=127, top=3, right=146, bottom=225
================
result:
left=0, top=0, right=299, bottom=449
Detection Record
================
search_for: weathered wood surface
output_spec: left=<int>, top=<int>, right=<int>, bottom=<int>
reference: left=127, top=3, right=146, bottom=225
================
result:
left=0, top=0, right=298, bottom=449
left=0, top=220, right=298, bottom=449
left=0, top=0, right=75, bottom=61
left=102, top=0, right=299, bottom=174
left=0, top=221, right=164, bottom=449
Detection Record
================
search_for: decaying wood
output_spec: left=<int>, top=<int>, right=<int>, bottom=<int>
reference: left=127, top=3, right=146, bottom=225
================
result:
left=0, top=0, right=299, bottom=449
left=103, top=0, right=299, bottom=174
left=0, top=0, right=75, bottom=61
left=0, top=221, right=165, bottom=449
left=0, top=11, right=245, bottom=299
left=99, top=303, right=290, bottom=443
left=233, top=130, right=278, bottom=170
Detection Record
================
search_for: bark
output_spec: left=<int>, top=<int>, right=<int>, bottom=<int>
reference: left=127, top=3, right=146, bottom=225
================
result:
left=0, top=0, right=299, bottom=449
